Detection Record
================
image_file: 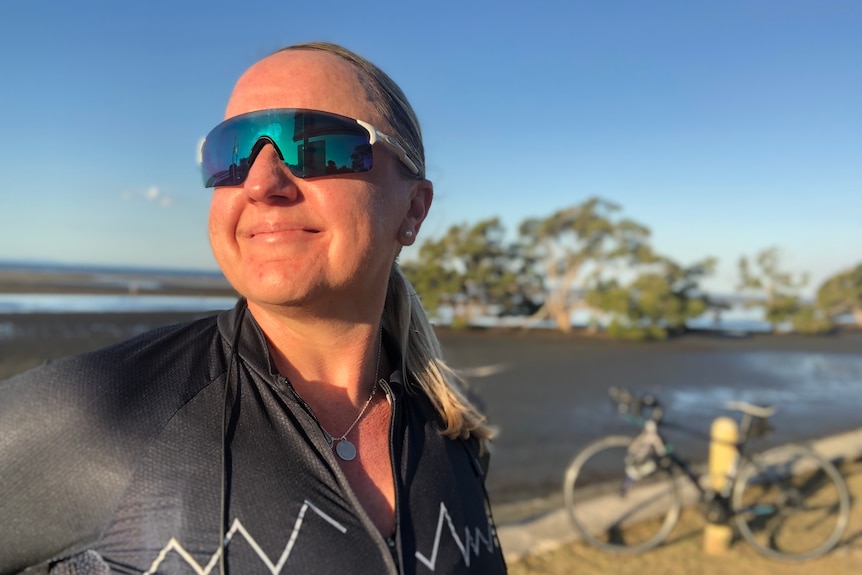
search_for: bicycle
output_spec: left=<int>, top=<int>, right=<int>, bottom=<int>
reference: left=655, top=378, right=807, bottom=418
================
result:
left=562, top=387, right=851, bottom=561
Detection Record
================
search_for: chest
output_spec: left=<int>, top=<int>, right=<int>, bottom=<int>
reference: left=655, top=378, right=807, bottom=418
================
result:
left=88, top=378, right=505, bottom=574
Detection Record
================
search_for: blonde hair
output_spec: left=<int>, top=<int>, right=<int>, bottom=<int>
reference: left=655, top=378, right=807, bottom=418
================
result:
left=281, top=42, right=493, bottom=440
left=383, top=263, right=494, bottom=439
left=384, top=264, right=494, bottom=440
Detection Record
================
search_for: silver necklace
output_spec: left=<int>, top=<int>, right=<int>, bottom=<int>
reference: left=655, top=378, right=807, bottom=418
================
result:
left=321, top=330, right=383, bottom=462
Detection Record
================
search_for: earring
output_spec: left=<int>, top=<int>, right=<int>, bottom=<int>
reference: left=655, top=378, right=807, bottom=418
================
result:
left=404, top=229, right=414, bottom=239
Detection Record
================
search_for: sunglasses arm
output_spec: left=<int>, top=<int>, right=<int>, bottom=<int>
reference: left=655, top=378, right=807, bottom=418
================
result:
left=356, top=120, right=420, bottom=176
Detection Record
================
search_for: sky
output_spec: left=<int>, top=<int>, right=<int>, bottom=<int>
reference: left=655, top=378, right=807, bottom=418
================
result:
left=0, top=0, right=859, bottom=296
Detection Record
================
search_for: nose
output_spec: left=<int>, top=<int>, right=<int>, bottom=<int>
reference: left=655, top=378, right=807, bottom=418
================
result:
left=241, top=143, right=299, bottom=204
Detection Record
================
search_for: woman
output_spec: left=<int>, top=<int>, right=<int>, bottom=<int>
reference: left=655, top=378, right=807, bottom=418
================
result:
left=0, top=43, right=506, bottom=574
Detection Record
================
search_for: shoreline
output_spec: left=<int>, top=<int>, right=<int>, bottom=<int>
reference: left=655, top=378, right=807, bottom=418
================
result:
left=4, top=309, right=861, bottom=342
left=3, top=311, right=860, bottom=380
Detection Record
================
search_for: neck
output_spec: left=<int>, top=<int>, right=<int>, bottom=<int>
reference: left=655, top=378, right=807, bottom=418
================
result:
left=246, top=299, right=388, bottom=406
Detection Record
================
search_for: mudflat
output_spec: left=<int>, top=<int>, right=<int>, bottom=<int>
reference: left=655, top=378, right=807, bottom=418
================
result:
left=2, top=311, right=861, bottom=518
left=441, top=327, right=862, bottom=509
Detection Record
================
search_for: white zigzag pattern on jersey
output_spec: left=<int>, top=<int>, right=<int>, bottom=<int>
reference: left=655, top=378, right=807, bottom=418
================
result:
left=415, top=502, right=498, bottom=571
left=142, top=500, right=346, bottom=575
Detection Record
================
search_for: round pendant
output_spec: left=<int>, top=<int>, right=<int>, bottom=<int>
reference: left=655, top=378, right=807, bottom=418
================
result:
left=335, top=439, right=357, bottom=461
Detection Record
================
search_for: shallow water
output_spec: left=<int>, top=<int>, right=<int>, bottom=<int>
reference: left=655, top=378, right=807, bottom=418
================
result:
left=0, top=293, right=238, bottom=313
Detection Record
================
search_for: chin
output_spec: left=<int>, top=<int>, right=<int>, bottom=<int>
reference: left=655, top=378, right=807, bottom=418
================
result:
left=240, top=282, right=313, bottom=308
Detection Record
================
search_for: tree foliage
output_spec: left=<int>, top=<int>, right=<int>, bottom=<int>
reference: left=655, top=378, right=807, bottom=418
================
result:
left=517, top=197, right=654, bottom=332
left=586, top=257, right=716, bottom=339
left=401, top=201, right=846, bottom=339
left=401, top=217, right=536, bottom=326
left=403, top=198, right=720, bottom=336
left=737, top=247, right=809, bottom=327
left=816, top=263, right=862, bottom=325
left=790, top=305, right=834, bottom=334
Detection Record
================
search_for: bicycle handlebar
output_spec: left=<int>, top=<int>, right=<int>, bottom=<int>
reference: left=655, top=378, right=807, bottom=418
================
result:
left=608, top=387, right=664, bottom=423
left=608, top=387, right=775, bottom=440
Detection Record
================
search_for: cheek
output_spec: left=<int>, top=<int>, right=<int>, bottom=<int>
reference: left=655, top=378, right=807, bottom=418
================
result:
left=207, top=191, right=239, bottom=248
left=359, top=190, right=402, bottom=243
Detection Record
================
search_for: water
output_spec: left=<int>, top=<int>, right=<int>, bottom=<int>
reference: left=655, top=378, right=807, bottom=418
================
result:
left=0, top=293, right=239, bottom=313
left=439, top=306, right=776, bottom=333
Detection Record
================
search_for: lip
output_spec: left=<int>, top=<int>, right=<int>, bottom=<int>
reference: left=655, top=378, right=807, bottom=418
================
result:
left=243, top=223, right=321, bottom=240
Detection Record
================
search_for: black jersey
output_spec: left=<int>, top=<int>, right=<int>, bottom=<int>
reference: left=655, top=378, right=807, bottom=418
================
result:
left=0, top=302, right=507, bottom=574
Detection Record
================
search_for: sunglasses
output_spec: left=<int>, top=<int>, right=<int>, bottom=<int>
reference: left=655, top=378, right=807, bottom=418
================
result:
left=200, top=108, right=419, bottom=187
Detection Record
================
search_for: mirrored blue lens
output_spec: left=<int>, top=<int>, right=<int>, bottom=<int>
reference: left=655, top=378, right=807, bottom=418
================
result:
left=201, top=109, right=374, bottom=187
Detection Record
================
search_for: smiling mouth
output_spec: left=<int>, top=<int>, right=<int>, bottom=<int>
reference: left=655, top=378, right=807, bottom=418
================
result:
left=247, top=228, right=320, bottom=240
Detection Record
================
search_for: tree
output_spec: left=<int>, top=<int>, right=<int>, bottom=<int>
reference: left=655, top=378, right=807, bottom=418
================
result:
left=737, top=247, right=830, bottom=333
left=816, top=263, right=862, bottom=326
left=401, top=217, right=532, bottom=326
left=586, top=256, right=716, bottom=339
left=400, top=249, right=460, bottom=315
left=517, top=197, right=653, bottom=332
left=737, top=247, right=806, bottom=326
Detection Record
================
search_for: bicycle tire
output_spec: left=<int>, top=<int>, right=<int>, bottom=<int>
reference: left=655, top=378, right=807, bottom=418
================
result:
left=733, top=443, right=851, bottom=561
left=563, top=435, right=682, bottom=553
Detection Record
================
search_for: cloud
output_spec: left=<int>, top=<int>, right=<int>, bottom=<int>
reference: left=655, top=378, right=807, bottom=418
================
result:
left=121, top=186, right=175, bottom=207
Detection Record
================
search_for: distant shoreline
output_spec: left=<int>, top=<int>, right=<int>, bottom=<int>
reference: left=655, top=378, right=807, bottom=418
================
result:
left=2, top=266, right=858, bottom=349
left=0, top=267, right=235, bottom=297
left=3, top=309, right=860, bottom=376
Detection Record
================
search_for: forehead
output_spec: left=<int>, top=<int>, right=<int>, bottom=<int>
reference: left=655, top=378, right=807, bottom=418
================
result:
left=225, top=50, right=378, bottom=124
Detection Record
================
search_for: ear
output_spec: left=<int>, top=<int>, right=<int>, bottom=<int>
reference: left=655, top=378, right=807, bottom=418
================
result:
left=399, top=179, right=433, bottom=246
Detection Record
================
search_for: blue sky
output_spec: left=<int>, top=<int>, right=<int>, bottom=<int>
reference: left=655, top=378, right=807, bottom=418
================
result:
left=0, top=0, right=859, bottom=295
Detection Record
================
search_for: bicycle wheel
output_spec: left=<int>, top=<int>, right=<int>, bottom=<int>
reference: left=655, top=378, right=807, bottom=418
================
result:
left=563, top=435, right=681, bottom=553
left=733, top=444, right=850, bottom=561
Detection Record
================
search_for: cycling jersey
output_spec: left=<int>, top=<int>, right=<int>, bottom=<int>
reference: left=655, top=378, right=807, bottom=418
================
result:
left=0, top=301, right=507, bottom=574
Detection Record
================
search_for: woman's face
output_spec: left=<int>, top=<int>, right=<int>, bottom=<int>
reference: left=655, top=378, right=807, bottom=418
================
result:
left=207, top=50, right=431, bottom=319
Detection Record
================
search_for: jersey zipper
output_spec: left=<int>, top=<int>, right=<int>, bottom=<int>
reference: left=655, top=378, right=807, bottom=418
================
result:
left=380, top=379, right=402, bottom=572
left=279, top=374, right=402, bottom=574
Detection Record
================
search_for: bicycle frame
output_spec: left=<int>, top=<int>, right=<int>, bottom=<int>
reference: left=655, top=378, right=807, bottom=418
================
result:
left=622, top=409, right=767, bottom=505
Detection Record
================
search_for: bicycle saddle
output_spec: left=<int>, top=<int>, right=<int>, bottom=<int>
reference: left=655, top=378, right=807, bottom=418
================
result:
left=725, top=401, right=776, bottom=418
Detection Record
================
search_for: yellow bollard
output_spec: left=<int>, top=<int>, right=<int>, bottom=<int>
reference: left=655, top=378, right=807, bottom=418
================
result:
left=703, top=416, right=739, bottom=555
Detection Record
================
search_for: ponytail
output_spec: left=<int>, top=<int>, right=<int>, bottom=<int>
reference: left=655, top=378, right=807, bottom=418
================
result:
left=382, top=263, right=494, bottom=440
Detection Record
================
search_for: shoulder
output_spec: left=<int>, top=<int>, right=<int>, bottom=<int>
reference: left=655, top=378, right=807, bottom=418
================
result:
left=0, top=311, right=228, bottom=478
left=0, top=312, right=228, bottom=454
left=0, top=313, right=228, bottom=572
left=40, top=313, right=223, bottom=395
